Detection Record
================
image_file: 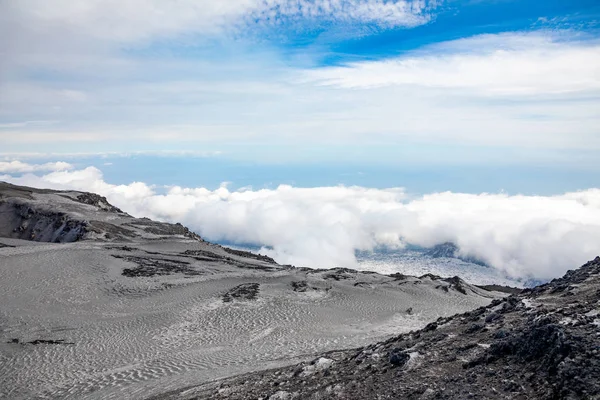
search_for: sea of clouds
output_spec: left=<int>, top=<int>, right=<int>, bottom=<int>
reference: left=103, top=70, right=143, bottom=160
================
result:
left=2, top=162, right=600, bottom=281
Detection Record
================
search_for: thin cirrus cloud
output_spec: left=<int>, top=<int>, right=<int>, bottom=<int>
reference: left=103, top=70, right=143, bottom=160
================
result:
left=2, top=0, right=433, bottom=43
left=3, top=163, right=600, bottom=281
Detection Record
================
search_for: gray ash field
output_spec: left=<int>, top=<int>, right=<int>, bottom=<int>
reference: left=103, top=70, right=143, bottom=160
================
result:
left=166, top=258, right=600, bottom=400
left=0, top=182, right=536, bottom=399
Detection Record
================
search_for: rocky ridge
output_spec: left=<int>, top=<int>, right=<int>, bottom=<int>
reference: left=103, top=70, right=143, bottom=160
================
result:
left=425, top=242, right=487, bottom=266
left=157, top=258, right=600, bottom=400
left=0, top=181, right=202, bottom=242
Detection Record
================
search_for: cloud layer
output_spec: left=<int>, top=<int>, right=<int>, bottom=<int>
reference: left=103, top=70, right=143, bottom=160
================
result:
left=3, top=164, right=600, bottom=281
left=305, top=32, right=600, bottom=95
left=2, top=29, right=599, bottom=162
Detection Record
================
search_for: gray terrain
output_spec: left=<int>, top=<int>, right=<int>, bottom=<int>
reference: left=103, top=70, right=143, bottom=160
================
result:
left=166, top=258, right=600, bottom=400
left=0, top=182, right=202, bottom=243
left=0, top=182, right=519, bottom=399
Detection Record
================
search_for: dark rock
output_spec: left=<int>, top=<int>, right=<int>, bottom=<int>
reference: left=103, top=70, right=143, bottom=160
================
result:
left=476, top=284, right=522, bottom=295
left=108, top=245, right=136, bottom=252
left=443, top=276, right=468, bottom=295
left=75, top=193, right=124, bottom=213
left=389, top=350, right=410, bottom=367
left=500, top=296, right=521, bottom=313
left=222, top=247, right=277, bottom=264
left=484, top=312, right=502, bottom=323
left=424, top=242, right=487, bottom=266
left=291, top=281, right=308, bottom=292
left=26, top=339, right=74, bottom=345
left=465, top=323, right=484, bottom=334
left=494, top=330, right=509, bottom=339
left=323, top=268, right=356, bottom=281
left=182, top=249, right=279, bottom=271
left=423, top=322, right=438, bottom=332
left=388, top=273, right=407, bottom=281
left=222, top=283, right=260, bottom=302
left=114, top=255, right=201, bottom=277
left=466, top=307, right=487, bottom=322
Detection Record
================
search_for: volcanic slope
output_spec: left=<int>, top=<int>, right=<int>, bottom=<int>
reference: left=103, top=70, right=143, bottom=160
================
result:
left=0, top=182, right=505, bottom=399
left=0, top=181, right=202, bottom=242
left=162, top=258, right=600, bottom=400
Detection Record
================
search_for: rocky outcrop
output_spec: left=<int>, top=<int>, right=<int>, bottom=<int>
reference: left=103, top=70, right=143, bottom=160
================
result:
left=222, top=283, right=260, bottom=302
left=0, top=181, right=203, bottom=243
left=73, top=192, right=125, bottom=213
left=113, top=254, right=202, bottom=277
left=0, top=200, right=88, bottom=242
left=222, top=247, right=277, bottom=264
left=160, top=257, right=600, bottom=400
left=425, top=242, right=487, bottom=266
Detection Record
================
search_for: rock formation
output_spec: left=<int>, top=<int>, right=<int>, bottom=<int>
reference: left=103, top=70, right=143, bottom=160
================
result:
left=0, top=181, right=202, bottom=242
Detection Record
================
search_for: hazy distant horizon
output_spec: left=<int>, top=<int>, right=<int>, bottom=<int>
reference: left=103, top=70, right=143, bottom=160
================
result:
left=2, top=153, right=598, bottom=196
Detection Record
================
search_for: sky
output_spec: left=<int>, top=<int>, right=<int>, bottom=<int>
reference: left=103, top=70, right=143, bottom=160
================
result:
left=1, top=0, right=599, bottom=171
left=1, top=0, right=600, bottom=280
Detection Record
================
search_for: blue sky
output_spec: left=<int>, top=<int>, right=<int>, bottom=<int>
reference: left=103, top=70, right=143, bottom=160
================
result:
left=1, top=0, right=599, bottom=193
left=2, top=153, right=598, bottom=196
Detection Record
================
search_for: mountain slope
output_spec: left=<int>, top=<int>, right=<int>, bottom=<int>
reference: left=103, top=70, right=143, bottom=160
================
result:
left=0, top=182, right=508, bottom=400
left=161, top=258, right=600, bottom=400
left=0, top=181, right=202, bottom=242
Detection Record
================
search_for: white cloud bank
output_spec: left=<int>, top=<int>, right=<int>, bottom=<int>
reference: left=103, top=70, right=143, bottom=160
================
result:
left=2, top=164, right=600, bottom=281
left=0, top=160, right=73, bottom=173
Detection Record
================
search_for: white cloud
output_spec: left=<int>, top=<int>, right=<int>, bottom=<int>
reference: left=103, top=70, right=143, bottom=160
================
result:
left=1, top=0, right=431, bottom=44
left=2, top=29, right=599, bottom=159
left=304, top=32, right=600, bottom=95
left=3, top=165, right=600, bottom=281
left=0, top=160, right=73, bottom=173
left=2, top=70, right=599, bottom=156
